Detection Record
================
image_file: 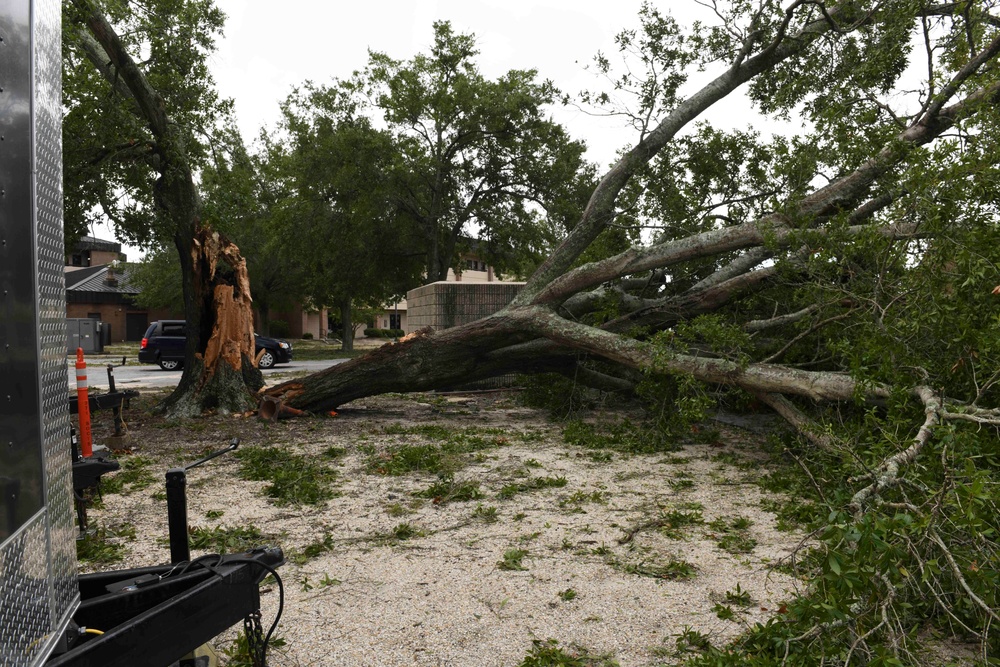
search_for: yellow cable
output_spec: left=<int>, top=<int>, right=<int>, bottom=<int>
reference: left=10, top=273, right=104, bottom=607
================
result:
left=83, top=628, right=104, bottom=636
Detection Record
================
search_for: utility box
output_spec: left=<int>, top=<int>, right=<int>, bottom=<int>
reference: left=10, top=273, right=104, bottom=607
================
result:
left=66, top=318, right=104, bottom=354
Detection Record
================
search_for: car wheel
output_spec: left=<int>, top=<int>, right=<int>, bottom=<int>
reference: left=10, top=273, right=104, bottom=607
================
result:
left=158, top=358, right=181, bottom=371
left=258, top=350, right=276, bottom=369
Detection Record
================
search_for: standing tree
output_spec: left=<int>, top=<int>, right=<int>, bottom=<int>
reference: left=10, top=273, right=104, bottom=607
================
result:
left=347, top=20, right=593, bottom=282
left=266, top=3, right=1000, bottom=657
left=268, top=86, right=425, bottom=350
left=63, top=0, right=261, bottom=415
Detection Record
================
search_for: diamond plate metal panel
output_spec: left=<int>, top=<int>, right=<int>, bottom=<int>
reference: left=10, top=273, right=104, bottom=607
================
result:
left=0, top=515, right=51, bottom=667
left=34, top=0, right=77, bottom=630
left=0, top=1, right=76, bottom=665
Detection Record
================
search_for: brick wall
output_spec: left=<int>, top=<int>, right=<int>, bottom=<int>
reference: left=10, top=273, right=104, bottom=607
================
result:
left=405, top=282, right=524, bottom=333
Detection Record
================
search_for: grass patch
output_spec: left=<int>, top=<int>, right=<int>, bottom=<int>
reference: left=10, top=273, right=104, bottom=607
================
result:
left=223, top=630, right=287, bottom=667
left=559, top=490, right=608, bottom=508
left=101, top=455, right=156, bottom=495
left=292, top=533, right=336, bottom=564
left=76, top=528, right=127, bottom=565
left=385, top=502, right=410, bottom=517
left=413, top=476, right=483, bottom=503
left=620, top=508, right=705, bottom=543
left=517, top=639, right=619, bottom=667
left=473, top=504, right=499, bottom=523
left=725, top=583, right=752, bottom=606
left=497, top=548, right=529, bottom=571
left=759, top=497, right=818, bottom=531
left=674, top=626, right=713, bottom=654
left=498, top=476, right=568, bottom=500
left=189, top=524, right=268, bottom=554
left=236, top=446, right=339, bottom=506
left=563, top=418, right=678, bottom=455
left=367, top=424, right=525, bottom=476
left=708, top=517, right=757, bottom=555
left=612, top=557, right=696, bottom=580
left=371, top=522, right=426, bottom=545
left=322, top=446, right=347, bottom=460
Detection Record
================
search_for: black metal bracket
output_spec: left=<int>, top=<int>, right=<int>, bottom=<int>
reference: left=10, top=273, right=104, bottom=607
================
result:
left=46, top=547, right=284, bottom=667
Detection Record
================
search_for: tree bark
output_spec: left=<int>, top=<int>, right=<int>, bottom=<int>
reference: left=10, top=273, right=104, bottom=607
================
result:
left=339, top=300, right=353, bottom=352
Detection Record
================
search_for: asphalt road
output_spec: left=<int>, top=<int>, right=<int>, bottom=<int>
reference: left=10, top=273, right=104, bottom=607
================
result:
left=67, top=358, right=349, bottom=391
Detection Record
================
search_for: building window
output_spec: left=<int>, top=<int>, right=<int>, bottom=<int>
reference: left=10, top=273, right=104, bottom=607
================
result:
left=389, top=314, right=401, bottom=329
left=87, top=312, right=101, bottom=320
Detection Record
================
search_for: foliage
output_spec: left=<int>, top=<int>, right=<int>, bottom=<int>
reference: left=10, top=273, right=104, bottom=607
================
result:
left=413, top=476, right=483, bottom=504
left=235, top=446, right=339, bottom=506
left=268, top=84, right=424, bottom=343
left=125, top=250, right=183, bottom=314
left=62, top=0, right=228, bottom=247
left=199, top=129, right=308, bottom=335
left=562, top=418, right=680, bottom=455
left=257, top=3, right=1000, bottom=661
left=497, top=548, right=529, bottom=571
left=349, top=21, right=595, bottom=282
left=365, top=424, right=515, bottom=475
left=76, top=524, right=128, bottom=564
left=497, top=476, right=568, bottom=500
left=101, top=455, right=156, bottom=495
left=188, top=524, right=268, bottom=554
left=223, top=631, right=286, bottom=667
left=518, top=639, right=619, bottom=667
left=64, top=0, right=263, bottom=413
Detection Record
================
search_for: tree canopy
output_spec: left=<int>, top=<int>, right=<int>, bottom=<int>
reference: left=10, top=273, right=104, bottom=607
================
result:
left=266, top=86, right=425, bottom=347
left=346, top=20, right=595, bottom=282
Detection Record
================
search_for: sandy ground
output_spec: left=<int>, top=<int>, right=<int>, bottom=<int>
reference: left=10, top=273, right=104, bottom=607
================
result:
left=84, top=391, right=808, bottom=666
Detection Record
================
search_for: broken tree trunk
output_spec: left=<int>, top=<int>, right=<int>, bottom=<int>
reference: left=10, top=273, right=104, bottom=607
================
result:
left=163, top=229, right=263, bottom=417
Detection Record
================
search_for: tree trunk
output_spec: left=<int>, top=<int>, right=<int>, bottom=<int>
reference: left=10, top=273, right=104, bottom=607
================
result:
left=163, top=229, right=262, bottom=417
left=339, top=300, right=353, bottom=352
left=263, top=305, right=877, bottom=413
left=74, top=0, right=262, bottom=416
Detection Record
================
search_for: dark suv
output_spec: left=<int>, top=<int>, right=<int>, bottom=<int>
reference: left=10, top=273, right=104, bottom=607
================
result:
left=138, top=320, right=293, bottom=370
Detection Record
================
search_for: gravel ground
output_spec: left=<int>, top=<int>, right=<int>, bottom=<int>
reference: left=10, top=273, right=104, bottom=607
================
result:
left=83, top=391, right=808, bottom=666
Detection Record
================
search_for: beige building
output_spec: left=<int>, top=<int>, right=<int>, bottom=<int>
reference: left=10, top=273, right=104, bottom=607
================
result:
left=266, top=304, right=328, bottom=339
left=371, top=250, right=518, bottom=334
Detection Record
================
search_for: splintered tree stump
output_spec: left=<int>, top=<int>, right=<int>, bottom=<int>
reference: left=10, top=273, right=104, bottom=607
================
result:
left=163, top=229, right=263, bottom=416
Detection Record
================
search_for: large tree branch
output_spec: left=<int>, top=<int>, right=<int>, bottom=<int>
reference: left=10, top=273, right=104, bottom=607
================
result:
left=514, top=2, right=847, bottom=304
left=71, top=0, right=171, bottom=139
left=517, top=306, right=887, bottom=402
left=71, top=27, right=134, bottom=100
left=850, top=385, right=940, bottom=512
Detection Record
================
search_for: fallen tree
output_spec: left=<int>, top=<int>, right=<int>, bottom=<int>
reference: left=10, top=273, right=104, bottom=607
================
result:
left=267, top=0, right=1000, bottom=427
left=264, top=4, right=1000, bottom=658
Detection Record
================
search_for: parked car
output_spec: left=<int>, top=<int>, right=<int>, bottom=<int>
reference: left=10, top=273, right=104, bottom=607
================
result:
left=137, top=320, right=293, bottom=370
